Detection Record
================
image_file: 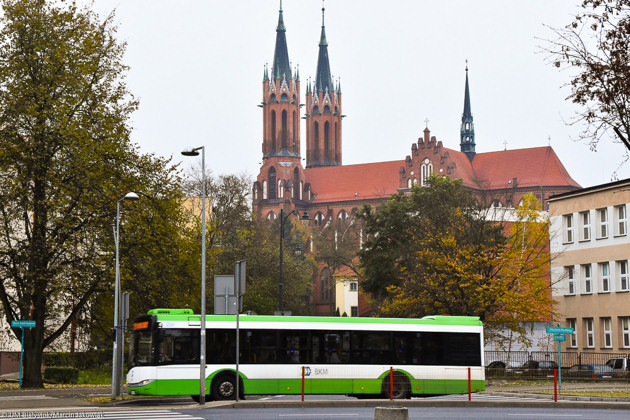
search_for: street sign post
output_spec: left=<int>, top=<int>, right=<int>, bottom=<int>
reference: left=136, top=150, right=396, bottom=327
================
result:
left=11, top=320, right=36, bottom=388
left=546, top=324, right=574, bottom=393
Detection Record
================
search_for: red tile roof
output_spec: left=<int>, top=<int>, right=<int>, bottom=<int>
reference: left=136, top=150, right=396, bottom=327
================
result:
left=470, top=146, right=581, bottom=190
left=303, top=146, right=580, bottom=203
left=304, top=160, right=404, bottom=203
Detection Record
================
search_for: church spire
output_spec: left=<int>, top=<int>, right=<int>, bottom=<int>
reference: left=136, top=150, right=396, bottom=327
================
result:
left=305, top=1, right=342, bottom=168
left=272, top=0, right=292, bottom=81
left=460, top=63, right=476, bottom=161
left=315, top=4, right=333, bottom=94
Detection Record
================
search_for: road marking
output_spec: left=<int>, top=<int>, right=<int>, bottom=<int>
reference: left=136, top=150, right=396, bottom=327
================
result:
left=0, top=395, right=55, bottom=400
left=102, top=412, right=204, bottom=420
left=508, top=415, right=582, bottom=418
left=279, top=415, right=359, bottom=418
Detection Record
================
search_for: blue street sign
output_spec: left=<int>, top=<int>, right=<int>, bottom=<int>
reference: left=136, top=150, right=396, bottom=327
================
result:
left=11, top=320, right=36, bottom=328
left=554, top=334, right=566, bottom=341
left=546, top=326, right=574, bottom=334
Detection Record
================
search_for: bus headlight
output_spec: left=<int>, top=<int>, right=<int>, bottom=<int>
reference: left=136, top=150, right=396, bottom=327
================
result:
left=127, top=379, right=154, bottom=388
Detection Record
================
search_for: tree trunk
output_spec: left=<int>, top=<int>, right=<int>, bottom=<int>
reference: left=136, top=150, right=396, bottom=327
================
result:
left=22, top=326, right=44, bottom=388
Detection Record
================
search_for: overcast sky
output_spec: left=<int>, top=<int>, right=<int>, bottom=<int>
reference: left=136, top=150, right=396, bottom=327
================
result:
left=86, top=0, right=630, bottom=189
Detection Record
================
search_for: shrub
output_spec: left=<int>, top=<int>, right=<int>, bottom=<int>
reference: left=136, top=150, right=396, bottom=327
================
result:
left=44, top=366, right=79, bottom=384
left=43, top=350, right=110, bottom=369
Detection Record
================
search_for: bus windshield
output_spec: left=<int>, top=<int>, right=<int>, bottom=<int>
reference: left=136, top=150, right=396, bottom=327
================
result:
left=129, top=327, right=155, bottom=368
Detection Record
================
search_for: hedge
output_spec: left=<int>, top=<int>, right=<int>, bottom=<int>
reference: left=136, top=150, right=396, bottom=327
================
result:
left=43, top=350, right=110, bottom=370
left=43, top=366, right=79, bottom=384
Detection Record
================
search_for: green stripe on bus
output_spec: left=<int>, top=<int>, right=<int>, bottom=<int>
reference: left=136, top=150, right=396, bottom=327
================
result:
left=129, top=377, right=484, bottom=396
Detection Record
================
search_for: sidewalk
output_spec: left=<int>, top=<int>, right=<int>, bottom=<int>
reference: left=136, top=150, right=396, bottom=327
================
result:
left=1, top=377, right=629, bottom=412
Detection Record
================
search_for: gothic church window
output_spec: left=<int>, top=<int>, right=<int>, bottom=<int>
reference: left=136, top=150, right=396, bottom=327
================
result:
left=293, top=168, right=300, bottom=199
left=324, top=122, right=330, bottom=162
left=278, top=180, right=284, bottom=199
left=262, top=181, right=268, bottom=199
left=281, top=110, right=288, bottom=149
left=271, top=110, right=277, bottom=152
left=292, top=111, right=297, bottom=153
left=320, top=267, right=330, bottom=301
left=335, top=122, right=340, bottom=163
left=338, top=210, right=347, bottom=223
left=421, top=159, right=433, bottom=186
left=268, top=167, right=276, bottom=199
left=314, top=212, right=324, bottom=226
left=314, top=122, right=320, bottom=162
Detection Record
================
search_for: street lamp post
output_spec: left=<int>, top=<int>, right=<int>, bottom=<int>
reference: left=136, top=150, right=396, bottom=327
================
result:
left=181, top=146, right=207, bottom=405
left=278, top=209, right=308, bottom=315
left=111, top=192, right=139, bottom=400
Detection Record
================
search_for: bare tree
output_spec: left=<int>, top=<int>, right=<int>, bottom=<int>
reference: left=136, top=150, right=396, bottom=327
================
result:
left=542, top=0, right=630, bottom=173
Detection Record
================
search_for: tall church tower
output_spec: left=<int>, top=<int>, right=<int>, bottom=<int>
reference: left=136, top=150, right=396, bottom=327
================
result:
left=305, top=6, right=343, bottom=168
left=460, top=65, right=476, bottom=161
left=254, top=1, right=307, bottom=217
left=262, top=2, right=301, bottom=161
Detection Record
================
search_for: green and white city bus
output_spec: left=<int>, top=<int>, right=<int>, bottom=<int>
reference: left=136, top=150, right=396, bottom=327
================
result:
left=126, top=309, right=484, bottom=400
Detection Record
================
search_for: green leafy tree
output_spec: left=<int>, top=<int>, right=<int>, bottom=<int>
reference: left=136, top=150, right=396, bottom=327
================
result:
left=357, top=176, right=480, bottom=299
left=358, top=177, right=554, bottom=341
left=0, top=0, right=177, bottom=387
left=181, top=171, right=314, bottom=315
left=543, top=0, right=630, bottom=160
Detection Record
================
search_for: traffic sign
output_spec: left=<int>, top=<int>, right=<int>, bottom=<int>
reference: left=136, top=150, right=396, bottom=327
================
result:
left=546, top=326, right=574, bottom=334
left=553, top=334, right=566, bottom=341
left=11, top=320, right=35, bottom=328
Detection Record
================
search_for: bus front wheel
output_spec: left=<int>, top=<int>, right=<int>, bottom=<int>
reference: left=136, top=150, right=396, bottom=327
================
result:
left=211, top=374, right=237, bottom=400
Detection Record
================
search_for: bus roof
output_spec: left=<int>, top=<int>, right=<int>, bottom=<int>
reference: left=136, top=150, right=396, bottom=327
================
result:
left=144, top=309, right=482, bottom=327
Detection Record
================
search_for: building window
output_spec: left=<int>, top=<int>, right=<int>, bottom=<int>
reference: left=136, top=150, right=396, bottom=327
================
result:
left=268, top=167, right=277, bottom=199
left=278, top=180, right=284, bottom=198
left=564, top=214, right=574, bottom=243
left=320, top=268, right=330, bottom=301
left=615, top=204, right=627, bottom=236
left=600, top=262, right=610, bottom=292
left=349, top=282, right=358, bottom=291
left=314, top=212, right=325, bottom=227
left=262, top=180, right=268, bottom=199
left=619, top=260, right=629, bottom=291
left=582, top=264, right=592, bottom=294
left=585, top=318, right=594, bottom=348
left=351, top=306, right=358, bottom=317
left=420, top=159, right=433, bottom=186
left=603, top=318, right=612, bottom=348
left=568, top=319, right=577, bottom=348
left=338, top=210, right=348, bottom=223
left=622, top=317, right=630, bottom=348
left=597, top=208, right=608, bottom=238
left=580, top=211, right=591, bottom=241
left=567, top=266, right=575, bottom=295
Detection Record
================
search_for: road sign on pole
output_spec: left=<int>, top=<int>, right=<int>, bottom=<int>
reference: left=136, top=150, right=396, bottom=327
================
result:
left=11, top=320, right=36, bottom=388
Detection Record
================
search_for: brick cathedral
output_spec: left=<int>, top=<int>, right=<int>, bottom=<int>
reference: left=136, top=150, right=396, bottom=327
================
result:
left=252, top=4, right=581, bottom=316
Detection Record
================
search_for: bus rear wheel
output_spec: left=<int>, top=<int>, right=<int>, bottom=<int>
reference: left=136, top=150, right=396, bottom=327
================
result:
left=212, top=374, right=236, bottom=400
left=382, top=373, right=411, bottom=399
